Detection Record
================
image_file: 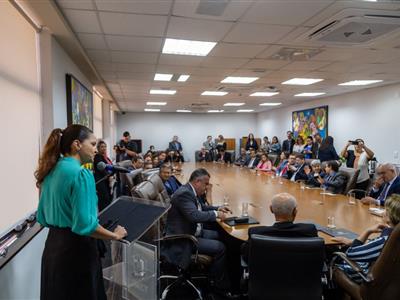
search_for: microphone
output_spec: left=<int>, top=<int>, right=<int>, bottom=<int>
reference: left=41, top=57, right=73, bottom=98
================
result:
left=97, top=161, right=130, bottom=173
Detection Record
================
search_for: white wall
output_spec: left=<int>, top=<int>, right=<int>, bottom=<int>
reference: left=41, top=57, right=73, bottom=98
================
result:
left=117, top=112, right=257, bottom=161
left=257, top=83, right=400, bottom=163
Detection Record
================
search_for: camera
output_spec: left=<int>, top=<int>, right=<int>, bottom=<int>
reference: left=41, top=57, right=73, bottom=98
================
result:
left=348, top=140, right=359, bottom=145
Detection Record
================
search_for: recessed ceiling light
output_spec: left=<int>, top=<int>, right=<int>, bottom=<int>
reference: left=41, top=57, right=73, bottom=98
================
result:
left=177, top=75, right=190, bottom=82
left=259, top=102, right=282, bottom=106
left=295, top=92, right=326, bottom=97
left=201, top=91, right=228, bottom=96
left=154, top=73, right=173, bottom=81
left=176, top=109, right=191, bottom=113
left=224, top=103, right=245, bottom=106
left=250, top=92, right=279, bottom=97
left=144, top=108, right=160, bottom=112
left=150, top=89, right=176, bottom=95
left=282, top=78, right=324, bottom=85
left=237, top=109, right=254, bottom=112
left=221, top=76, right=259, bottom=84
left=146, top=101, right=167, bottom=106
left=162, top=38, right=217, bottom=56
left=207, top=110, right=224, bottom=113
left=338, top=80, right=383, bottom=86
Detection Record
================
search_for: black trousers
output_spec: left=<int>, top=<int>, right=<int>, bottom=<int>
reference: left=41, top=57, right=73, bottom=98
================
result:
left=41, top=227, right=106, bottom=300
left=198, top=229, right=230, bottom=290
left=355, top=179, right=370, bottom=199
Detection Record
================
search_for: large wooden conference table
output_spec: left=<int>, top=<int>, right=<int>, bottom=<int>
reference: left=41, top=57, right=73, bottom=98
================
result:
left=175, top=162, right=383, bottom=244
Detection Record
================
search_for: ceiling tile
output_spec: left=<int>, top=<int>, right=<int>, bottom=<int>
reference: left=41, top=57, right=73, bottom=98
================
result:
left=117, top=72, right=153, bottom=80
left=94, top=62, right=115, bottom=71
left=111, top=51, right=158, bottom=64
left=242, top=0, right=334, bottom=26
left=223, top=23, right=293, bottom=44
left=242, top=59, right=290, bottom=70
left=78, top=33, right=107, bottom=49
left=158, top=54, right=204, bottom=66
left=280, top=61, right=332, bottom=71
left=87, top=49, right=110, bottom=62
left=57, top=0, right=95, bottom=10
left=114, top=63, right=157, bottom=73
left=209, top=43, right=267, bottom=58
left=99, top=12, right=168, bottom=36
left=105, top=35, right=162, bottom=52
left=200, top=56, right=249, bottom=68
left=62, top=9, right=102, bottom=33
left=166, top=16, right=234, bottom=41
left=172, top=0, right=252, bottom=21
left=191, top=67, right=235, bottom=76
left=95, top=0, right=172, bottom=14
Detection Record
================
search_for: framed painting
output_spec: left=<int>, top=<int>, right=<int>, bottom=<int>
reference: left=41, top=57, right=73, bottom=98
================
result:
left=66, top=74, right=93, bottom=129
left=292, top=106, right=328, bottom=139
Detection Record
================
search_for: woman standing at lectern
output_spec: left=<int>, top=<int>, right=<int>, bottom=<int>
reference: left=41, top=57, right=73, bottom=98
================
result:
left=35, top=125, right=127, bottom=300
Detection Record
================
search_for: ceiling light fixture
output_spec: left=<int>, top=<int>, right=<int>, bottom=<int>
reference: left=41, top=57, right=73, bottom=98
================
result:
left=154, top=73, right=173, bottom=81
left=237, top=109, right=254, bottom=112
left=221, top=76, right=259, bottom=84
left=177, top=75, right=190, bottom=82
left=146, top=102, right=167, bottom=106
left=176, top=109, right=192, bottom=113
left=250, top=92, right=279, bottom=97
left=201, top=91, right=228, bottom=96
left=295, top=92, right=326, bottom=97
left=338, top=80, right=383, bottom=86
left=224, top=103, right=245, bottom=106
left=259, top=102, right=282, bottom=106
left=282, top=78, right=324, bottom=85
left=150, top=89, right=176, bottom=95
left=144, top=108, right=160, bottom=112
left=162, top=38, right=217, bottom=56
left=207, top=110, right=224, bottom=113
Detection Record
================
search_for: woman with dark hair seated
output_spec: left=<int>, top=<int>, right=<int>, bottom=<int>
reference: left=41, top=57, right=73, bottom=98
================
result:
left=333, top=194, right=400, bottom=284
left=256, top=153, right=272, bottom=171
left=245, top=133, right=259, bottom=151
left=317, top=160, right=347, bottom=194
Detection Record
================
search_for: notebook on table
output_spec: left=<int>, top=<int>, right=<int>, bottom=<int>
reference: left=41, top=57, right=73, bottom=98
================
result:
left=224, top=216, right=259, bottom=226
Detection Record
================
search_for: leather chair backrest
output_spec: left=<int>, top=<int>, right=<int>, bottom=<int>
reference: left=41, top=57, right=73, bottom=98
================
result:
left=194, top=150, right=201, bottom=162
left=339, top=167, right=360, bottom=195
left=117, top=159, right=132, bottom=169
left=305, top=158, right=314, bottom=165
left=360, top=224, right=400, bottom=300
left=248, top=235, right=324, bottom=300
left=268, top=154, right=278, bottom=166
left=132, top=181, right=158, bottom=201
left=142, top=168, right=160, bottom=180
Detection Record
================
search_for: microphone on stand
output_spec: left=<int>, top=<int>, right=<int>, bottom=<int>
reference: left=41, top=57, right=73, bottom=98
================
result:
left=97, top=162, right=130, bottom=173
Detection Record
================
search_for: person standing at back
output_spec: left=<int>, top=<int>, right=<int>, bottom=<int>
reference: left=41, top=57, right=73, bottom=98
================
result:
left=35, top=125, right=127, bottom=300
left=282, top=131, right=295, bottom=154
left=317, top=136, right=339, bottom=162
left=245, top=133, right=259, bottom=151
left=116, top=131, right=138, bottom=162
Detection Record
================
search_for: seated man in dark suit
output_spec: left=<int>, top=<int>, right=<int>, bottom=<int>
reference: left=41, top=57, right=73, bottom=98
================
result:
left=287, top=153, right=309, bottom=182
left=164, top=168, right=232, bottom=293
left=317, top=160, right=347, bottom=194
left=242, top=192, right=318, bottom=263
left=216, top=149, right=232, bottom=164
left=159, top=163, right=181, bottom=196
left=245, top=149, right=260, bottom=169
left=361, top=163, right=400, bottom=206
left=234, top=148, right=249, bottom=166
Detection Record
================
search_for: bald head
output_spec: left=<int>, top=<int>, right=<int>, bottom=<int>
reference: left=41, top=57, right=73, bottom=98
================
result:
left=377, top=163, right=397, bottom=183
left=270, top=193, right=298, bottom=222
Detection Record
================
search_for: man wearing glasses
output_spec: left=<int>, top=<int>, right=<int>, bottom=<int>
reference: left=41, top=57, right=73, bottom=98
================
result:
left=361, top=163, right=400, bottom=206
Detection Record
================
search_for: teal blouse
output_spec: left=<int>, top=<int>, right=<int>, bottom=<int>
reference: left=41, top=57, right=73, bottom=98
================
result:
left=37, top=157, right=99, bottom=236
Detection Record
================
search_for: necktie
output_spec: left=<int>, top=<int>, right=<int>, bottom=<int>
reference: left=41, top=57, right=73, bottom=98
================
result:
left=377, top=183, right=390, bottom=202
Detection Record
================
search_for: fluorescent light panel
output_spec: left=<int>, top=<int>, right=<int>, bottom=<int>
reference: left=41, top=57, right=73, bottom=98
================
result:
left=282, top=78, right=323, bottom=85
left=224, top=102, right=245, bottom=106
left=250, top=92, right=279, bottom=97
left=146, top=102, right=167, bottom=106
left=176, top=109, right=191, bottom=113
left=338, top=80, right=383, bottom=86
left=144, top=108, right=160, bottom=112
left=162, top=38, right=217, bottom=56
left=201, top=91, right=228, bottom=96
left=259, top=102, right=282, bottom=106
left=208, top=110, right=224, bottom=113
left=221, top=76, right=259, bottom=84
left=295, top=92, right=326, bottom=97
left=177, top=75, right=190, bottom=82
left=150, top=89, right=176, bottom=95
left=154, top=73, right=173, bottom=81
left=237, top=109, right=254, bottom=112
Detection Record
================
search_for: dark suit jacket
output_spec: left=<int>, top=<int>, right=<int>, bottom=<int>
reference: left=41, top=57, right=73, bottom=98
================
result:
left=217, top=152, right=232, bottom=163
left=318, top=145, right=339, bottom=162
left=245, top=156, right=260, bottom=168
left=282, top=139, right=294, bottom=153
left=93, top=154, right=112, bottom=211
left=286, top=163, right=308, bottom=181
left=242, top=221, right=318, bottom=262
left=168, top=141, right=183, bottom=152
left=311, top=142, right=320, bottom=159
left=164, top=184, right=218, bottom=268
left=245, top=139, right=259, bottom=151
left=324, top=172, right=347, bottom=194
left=369, top=176, right=400, bottom=205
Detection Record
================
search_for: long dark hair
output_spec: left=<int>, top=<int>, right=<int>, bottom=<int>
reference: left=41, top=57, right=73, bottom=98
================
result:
left=320, top=136, right=334, bottom=150
left=35, top=125, right=93, bottom=188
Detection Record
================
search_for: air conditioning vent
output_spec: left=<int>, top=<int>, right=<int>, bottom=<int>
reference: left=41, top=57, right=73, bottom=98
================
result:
left=303, top=9, right=400, bottom=46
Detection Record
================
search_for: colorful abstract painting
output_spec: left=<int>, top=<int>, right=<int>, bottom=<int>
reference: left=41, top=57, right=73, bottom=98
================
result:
left=292, top=106, right=328, bottom=139
left=66, top=74, right=93, bottom=129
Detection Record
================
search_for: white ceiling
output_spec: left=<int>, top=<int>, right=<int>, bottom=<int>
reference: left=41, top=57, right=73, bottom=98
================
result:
left=56, top=0, right=400, bottom=113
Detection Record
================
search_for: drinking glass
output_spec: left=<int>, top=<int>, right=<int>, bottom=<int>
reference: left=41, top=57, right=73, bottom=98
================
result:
left=241, top=202, right=249, bottom=217
left=348, top=192, right=356, bottom=205
left=327, top=216, right=336, bottom=229
left=223, top=195, right=230, bottom=207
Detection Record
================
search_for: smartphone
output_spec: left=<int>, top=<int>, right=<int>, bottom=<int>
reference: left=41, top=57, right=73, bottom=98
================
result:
left=349, top=140, right=358, bottom=145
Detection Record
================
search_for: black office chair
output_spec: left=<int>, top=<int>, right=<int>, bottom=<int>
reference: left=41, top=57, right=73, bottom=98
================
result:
left=248, top=235, right=325, bottom=300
